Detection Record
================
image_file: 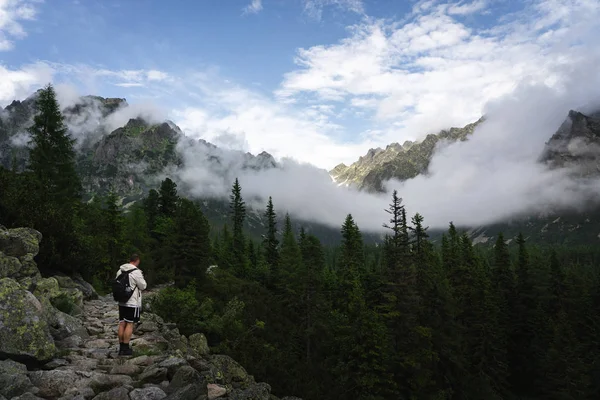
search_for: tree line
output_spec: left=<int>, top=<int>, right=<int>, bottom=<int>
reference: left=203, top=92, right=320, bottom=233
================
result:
left=2, top=84, right=600, bottom=399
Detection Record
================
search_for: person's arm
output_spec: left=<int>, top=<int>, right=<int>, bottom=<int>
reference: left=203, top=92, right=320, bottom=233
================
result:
left=133, top=269, right=147, bottom=291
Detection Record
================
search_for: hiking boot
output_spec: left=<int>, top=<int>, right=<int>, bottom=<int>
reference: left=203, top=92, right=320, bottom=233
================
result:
left=121, top=345, right=133, bottom=356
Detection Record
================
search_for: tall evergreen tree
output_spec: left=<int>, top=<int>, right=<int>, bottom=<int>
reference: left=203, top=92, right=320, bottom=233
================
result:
left=158, top=177, right=178, bottom=217
left=143, top=189, right=160, bottom=232
left=510, top=233, right=538, bottom=396
left=25, top=83, right=81, bottom=271
left=229, top=178, right=248, bottom=275
left=27, top=84, right=81, bottom=202
left=262, top=196, right=279, bottom=278
left=169, top=198, right=212, bottom=288
left=491, top=233, right=514, bottom=396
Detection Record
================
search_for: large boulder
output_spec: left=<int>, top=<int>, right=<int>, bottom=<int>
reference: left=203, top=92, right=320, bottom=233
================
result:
left=209, top=355, right=252, bottom=388
left=0, top=359, right=37, bottom=398
left=54, top=273, right=98, bottom=300
left=188, top=333, right=210, bottom=358
left=0, top=278, right=56, bottom=363
left=0, top=227, right=41, bottom=258
left=0, top=227, right=42, bottom=284
left=33, top=277, right=84, bottom=316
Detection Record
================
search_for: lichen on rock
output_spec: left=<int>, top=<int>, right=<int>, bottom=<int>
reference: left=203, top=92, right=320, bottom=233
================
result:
left=0, top=278, right=56, bottom=363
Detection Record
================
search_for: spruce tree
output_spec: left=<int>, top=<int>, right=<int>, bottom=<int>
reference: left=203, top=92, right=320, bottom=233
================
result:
left=491, top=233, right=514, bottom=396
left=509, top=233, right=538, bottom=396
left=263, top=196, right=279, bottom=276
left=27, top=84, right=81, bottom=202
left=144, top=189, right=160, bottom=231
left=229, top=178, right=248, bottom=275
left=158, top=177, right=178, bottom=217
left=104, top=191, right=126, bottom=282
left=169, top=198, right=212, bottom=288
left=26, top=83, right=81, bottom=271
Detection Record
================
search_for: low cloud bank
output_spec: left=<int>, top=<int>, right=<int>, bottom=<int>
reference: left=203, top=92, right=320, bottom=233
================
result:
left=175, top=57, right=600, bottom=232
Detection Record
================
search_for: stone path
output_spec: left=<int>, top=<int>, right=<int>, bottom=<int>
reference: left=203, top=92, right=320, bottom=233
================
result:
left=1, top=290, right=299, bottom=400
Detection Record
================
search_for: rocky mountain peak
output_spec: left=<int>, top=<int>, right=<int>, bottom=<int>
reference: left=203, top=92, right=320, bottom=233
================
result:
left=539, top=109, right=600, bottom=175
left=330, top=117, right=484, bottom=191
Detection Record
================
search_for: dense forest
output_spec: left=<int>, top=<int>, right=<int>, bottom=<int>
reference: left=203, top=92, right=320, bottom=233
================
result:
left=2, top=84, right=600, bottom=400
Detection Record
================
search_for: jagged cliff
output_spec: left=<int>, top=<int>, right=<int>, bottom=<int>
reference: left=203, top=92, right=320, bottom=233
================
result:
left=0, top=226, right=302, bottom=400
left=330, top=118, right=484, bottom=192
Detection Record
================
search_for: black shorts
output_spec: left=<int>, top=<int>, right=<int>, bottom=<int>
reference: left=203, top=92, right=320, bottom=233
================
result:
left=119, top=305, right=141, bottom=323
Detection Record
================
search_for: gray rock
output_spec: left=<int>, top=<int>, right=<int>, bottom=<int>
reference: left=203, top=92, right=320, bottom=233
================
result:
left=281, top=397, right=304, bottom=400
left=17, top=254, right=41, bottom=279
left=0, top=252, right=21, bottom=278
left=59, top=386, right=96, bottom=400
left=164, top=384, right=207, bottom=400
left=209, top=355, right=251, bottom=387
left=10, top=393, right=46, bottom=400
left=85, top=339, right=111, bottom=349
left=167, top=366, right=206, bottom=395
left=89, top=373, right=133, bottom=393
left=43, top=358, right=69, bottom=369
left=54, top=273, right=98, bottom=300
left=136, top=321, right=159, bottom=333
left=0, top=362, right=34, bottom=398
left=57, top=334, right=84, bottom=349
left=139, top=366, right=168, bottom=384
left=127, top=355, right=153, bottom=366
left=188, top=333, right=210, bottom=357
left=49, top=310, right=90, bottom=341
left=228, top=383, right=271, bottom=400
left=109, top=363, right=141, bottom=375
left=91, top=386, right=130, bottom=400
left=29, top=370, right=90, bottom=398
left=0, top=227, right=41, bottom=258
left=158, top=356, right=188, bottom=380
left=0, top=278, right=56, bottom=363
left=207, top=383, right=227, bottom=400
left=129, top=386, right=167, bottom=400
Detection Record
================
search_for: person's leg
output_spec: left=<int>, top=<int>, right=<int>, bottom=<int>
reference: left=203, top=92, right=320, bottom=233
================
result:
left=123, top=322, right=134, bottom=343
left=118, top=306, right=126, bottom=354
left=119, top=306, right=138, bottom=355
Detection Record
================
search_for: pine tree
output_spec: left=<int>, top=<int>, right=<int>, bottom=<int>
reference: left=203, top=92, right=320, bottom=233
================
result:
left=263, top=196, right=279, bottom=278
left=509, top=233, right=538, bottom=396
left=158, top=178, right=178, bottom=217
left=490, top=233, right=514, bottom=396
left=143, top=189, right=160, bottom=232
left=229, top=178, right=248, bottom=275
left=104, top=191, right=126, bottom=282
left=25, top=84, right=81, bottom=271
left=279, top=214, right=301, bottom=285
left=299, top=233, right=324, bottom=365
left=27, top=84, right=81, bottom=202
left=409, top=212, right=428, bottom=262
left=328, top=215, right=391, bottom=399
left=169, top=198, right=212, bottom=289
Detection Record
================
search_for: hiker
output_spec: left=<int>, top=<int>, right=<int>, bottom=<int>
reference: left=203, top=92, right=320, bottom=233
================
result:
left=114, top=254, right=147, bottom=355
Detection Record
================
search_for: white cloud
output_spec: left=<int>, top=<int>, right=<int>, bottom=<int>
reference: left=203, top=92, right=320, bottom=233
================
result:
left=0, top=0, right=41, bottom=51
left=447, top=0, right=487, bottom=15
left=170, top=79, right=371, bottom=169
left=278, top=0, right=600, bottom=151
left=303, top=0, right=364, bottom=20
left=383, top=54, right=600, bottom=229
left=0, top=62, right=53, bottom=105
left=243, top=0, right=263, bottom=14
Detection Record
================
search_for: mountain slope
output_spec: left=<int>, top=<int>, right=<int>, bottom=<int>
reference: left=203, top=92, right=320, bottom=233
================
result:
left=0, top=91, right=378, bottom=246
left=330, top=117, right=484, bottom=192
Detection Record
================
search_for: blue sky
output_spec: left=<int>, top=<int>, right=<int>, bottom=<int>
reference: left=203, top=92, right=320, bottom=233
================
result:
left=0, top=0, right=598, bottom=169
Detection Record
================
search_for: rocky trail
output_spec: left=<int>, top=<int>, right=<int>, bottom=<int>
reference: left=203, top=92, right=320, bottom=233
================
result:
left=0, top=226, right=301, bottom=400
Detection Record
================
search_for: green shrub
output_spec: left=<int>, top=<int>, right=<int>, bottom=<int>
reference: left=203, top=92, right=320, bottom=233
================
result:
left=51, top=293, right=75, bottom=315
